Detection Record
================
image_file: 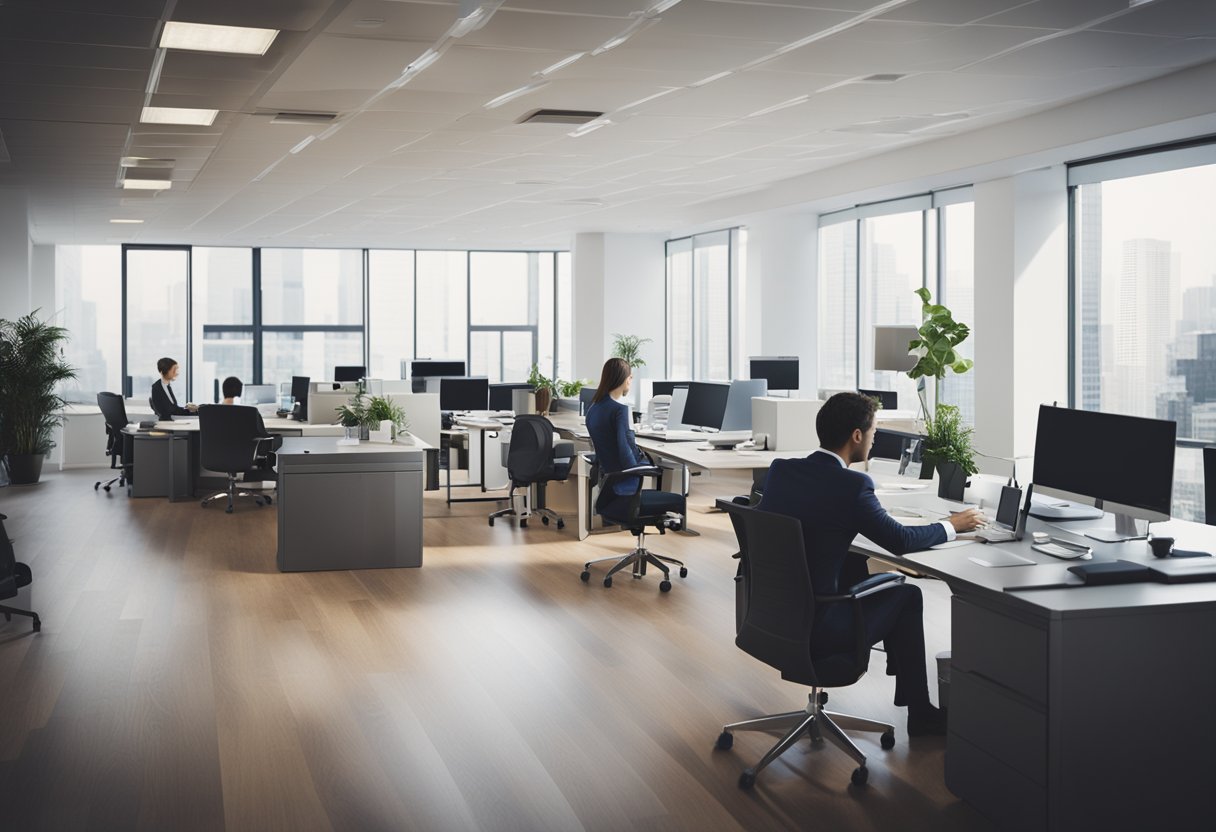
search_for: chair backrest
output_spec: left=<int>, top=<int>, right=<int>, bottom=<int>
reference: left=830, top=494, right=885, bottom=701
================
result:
left=97, top=392, right=129, bottom=433
left=198, top=405, right=262, bottom=474
left=1206, top=447, right=1216, bottom=526
left=718, top=497, right=753, bottom=634
left=0, top=513, right=18, bottom=601
left=506, top=415, right=555, bottom=484
left=735, top=507, right=822, bottom=686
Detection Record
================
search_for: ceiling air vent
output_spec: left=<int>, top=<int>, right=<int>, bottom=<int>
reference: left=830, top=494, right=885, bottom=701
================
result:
left=859, top=73, right=907, bottom=83
left=271, top=112, right=339, bottom=125
left=516, top=109, right=603, bottom=125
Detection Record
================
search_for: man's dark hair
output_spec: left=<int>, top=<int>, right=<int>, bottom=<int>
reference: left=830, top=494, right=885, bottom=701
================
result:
left=816, top=392, right=878, bottom=449
left=156, top=357, right=178, bottom=376
left=221, top=376, right=243, bottom=400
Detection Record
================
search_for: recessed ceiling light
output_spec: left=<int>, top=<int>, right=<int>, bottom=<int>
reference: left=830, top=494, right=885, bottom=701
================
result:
left=120, top=156, right=175, bottom=168
left=353, top=18, right=385, bottom=28
left=538, top=53, right=584, bottom=77
left=485, top=81, right=549, bottom=109
left=159, top=21, right=279, bottom=56
left=109, top=218, right=145, bottom=224
left=122, top=178, right=172, bottom=190
left=141, top=106, right=218, bottom=126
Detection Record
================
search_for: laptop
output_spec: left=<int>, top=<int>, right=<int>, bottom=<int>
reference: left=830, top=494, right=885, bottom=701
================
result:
left=973, top=485, right=1027, bottom=543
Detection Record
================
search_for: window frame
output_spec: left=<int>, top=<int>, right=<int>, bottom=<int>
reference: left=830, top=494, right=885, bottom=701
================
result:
left=664, top=227, right=738, bottom=380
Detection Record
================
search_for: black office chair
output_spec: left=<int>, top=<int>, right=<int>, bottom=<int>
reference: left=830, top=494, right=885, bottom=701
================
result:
left=1205, top=447, right=1216, bottom=526
left=579, top=451, right=687, bottom=591
left=95, top=392, right=129, bottom=494
left=0, top=513, right=40, bottom=632
left=714, top=507, right=902, bottom=789
left=488, top=415, right=573, bottom=529
left=198, top=405, right=276, bottom=514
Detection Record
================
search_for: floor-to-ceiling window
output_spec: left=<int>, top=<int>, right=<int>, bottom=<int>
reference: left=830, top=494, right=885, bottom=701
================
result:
left=124, top=246, right=189, bottom=400
left=1070, top=141, right=1216, bottom=521
left=367, top=250, right=415, bottom=380
left=55, top=246, right=122, bottom=403
left=192, top=247, right=254, bottom=403
left=415, top=251, right=468, bottom=364
left=665, top=228, right=741, bottom=380
left=469, top=252, right=542, bottom=383
left=816, top=190, right=975, bottom=417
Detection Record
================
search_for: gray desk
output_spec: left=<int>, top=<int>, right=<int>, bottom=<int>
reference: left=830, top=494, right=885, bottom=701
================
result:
left=275, top=437, right=425, bottom=572
left=853, top=481, right=1216, bottom=831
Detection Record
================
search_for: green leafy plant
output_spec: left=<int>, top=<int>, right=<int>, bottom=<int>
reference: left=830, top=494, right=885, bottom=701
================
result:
left=336, top=397, right=366, bottom=428
left=906, top=287, right=973, bottom=416
left=0, top=312, right=76, bottom=457
left=527, top=363, right=557, bottom=393
left=611, top=333, right=651, bottom=369
left=921, top=403, right=978, bottom=476
left=364, top=395, right=408, bottom=434
left=557, top=379, right=586, bottom=398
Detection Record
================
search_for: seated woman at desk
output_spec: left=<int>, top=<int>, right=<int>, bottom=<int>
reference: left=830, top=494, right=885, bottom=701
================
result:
left=150, top=357, right=196, bottom=420
left=585, top=357, right=685, bottom=521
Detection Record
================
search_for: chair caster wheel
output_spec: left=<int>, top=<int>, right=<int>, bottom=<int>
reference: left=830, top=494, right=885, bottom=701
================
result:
left=201, top=500, right=208, bottom=507
left=580, top=570, right=590, bottom=583
left=556, top=519, right=565, bottom=529
left=94, top=483, right=100, bottom=491
left=104, top=486, right=111, bottom=493
left=679, top=567, right=688, bottom=578
left=738, top=770, right=756, bottom=790
left=851, top=766, right=869, bottom=787
left=225, top=506, right=233, bottom=514
left=263, top=496, right=272, bottom=505
left=603, top=576, right=613, bottom=588
left=881, top=731, right=895, bottom=750
left=541, top=515, right=550, bottom=525
left=488, top=517, right=495, bottom=526
left=818, top=691, right=829, bottom=706
left=715, top=731, right=733, bottom=751
left=659, top=580, right=672, bottom=592
left=32, top=618, right=41, bottom=633
left=520, top=519, right=527, bottom=528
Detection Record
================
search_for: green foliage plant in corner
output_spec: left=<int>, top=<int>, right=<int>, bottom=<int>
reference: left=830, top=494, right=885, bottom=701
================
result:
left=0, top=312, right=77, bottom=484
left=610, top=334, right=651, bottom=369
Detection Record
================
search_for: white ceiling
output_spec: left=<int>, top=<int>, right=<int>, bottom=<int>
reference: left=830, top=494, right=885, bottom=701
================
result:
left=2, top=0, right=1215, bottom=249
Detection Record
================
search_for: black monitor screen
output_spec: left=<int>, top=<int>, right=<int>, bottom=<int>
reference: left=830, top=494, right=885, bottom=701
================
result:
left=1032, top=405, right=1176, bottom=517
left=489, top=382, right=531, bottom=411
left=682, top=381, right=730, bottom=430
left=859, top=388, right=898, bottom=410
left=412, top=360, right=466, bottom=378
left=290, top=376, right=310, bottom=420
left=869, top=429, right=909, bottom=461
left=579, top=387, right=597, bottom=414
left=652, top=380, right=693, bottom=397
left=334, top=365, right=365, bottom=382
left=440, top=377, right=489, bottom=411
left=749, top=357, right=799, bottom=391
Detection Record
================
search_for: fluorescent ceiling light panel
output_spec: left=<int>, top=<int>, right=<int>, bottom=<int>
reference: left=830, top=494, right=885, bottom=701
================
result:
left=748, top=95, right=809, bottom=118
left=591, top=16, right=658, bottom=55
left=619, top=88, right=679, bottom=111
left=648, top=0, right=684, bottom=13
left=690, top=71, right=732, bottom=88
left=484, top=81, right=549, bottom=109
left=141, top=106, right=218, bottom=126
left=404, top=48, right=443, bottom=76
left=538, top=53, right=584, bottom=76
left=289, top=136, right=316, bottom=154
left=160, top=21, right=278, bottom=55
left=569, top=119, right=611, bottom=138
left=109, top=218, right=145, bottom=224
left=120, top=156, right=174, bottom=168
left=122, top=178, right=172, bottom=190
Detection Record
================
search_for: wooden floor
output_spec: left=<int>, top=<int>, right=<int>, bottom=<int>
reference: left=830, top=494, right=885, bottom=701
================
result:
left=0, top=468, right=994, bottom=832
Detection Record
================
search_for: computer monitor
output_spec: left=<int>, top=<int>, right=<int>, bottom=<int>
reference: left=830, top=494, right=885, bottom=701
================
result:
left=859, top=388, right=898, bottom=410
left=241, top=384, right=276, bottom=405
left=412, top=360, right=466, bottom=379
left=578, top=386, right=597, bottom=415
left=489, top=382, right=531, bottom=411
left=440, top=377, right=489, bottom=412
left=721, top=379, right=768, bottom=431
left=873, top=325, right=919, bottom=372
left=334, top=365, right=365, bottom=382
left=870, top=428, right=913, bottom=461
left=652, top=380, right=693, bottom=397
left=1032, top=405, right=1176, bottom=526
left=682, top=381, right=730, bottom=431
left=749, top=357, right=799, bottom=391
left=290, top=376, right=310, bottom=421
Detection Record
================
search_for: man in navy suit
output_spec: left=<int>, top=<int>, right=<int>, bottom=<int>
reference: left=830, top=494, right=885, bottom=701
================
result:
left=759, top=392, right=983, bottom=736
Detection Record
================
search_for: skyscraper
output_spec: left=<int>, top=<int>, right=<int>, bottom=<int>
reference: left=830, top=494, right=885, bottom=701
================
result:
left=1079, top=183, right=1102, bottom=410
left=1111, top=238, right=1180, bottom=417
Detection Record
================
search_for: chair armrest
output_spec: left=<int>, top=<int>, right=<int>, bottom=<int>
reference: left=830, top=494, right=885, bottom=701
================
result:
left=601, top=465, right=661, bottom=486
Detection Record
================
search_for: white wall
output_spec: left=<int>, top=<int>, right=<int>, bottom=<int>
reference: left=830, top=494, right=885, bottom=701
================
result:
left=0, top=190, right=32, bottom=320
left=571, top=232, right=666, bottom=384
left=30, top=244, right=55, bottom=318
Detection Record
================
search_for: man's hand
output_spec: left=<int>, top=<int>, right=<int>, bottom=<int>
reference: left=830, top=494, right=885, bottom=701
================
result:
left=187, top=403, right=199, bottom=412
left=948, top=508, right=984, bottom=533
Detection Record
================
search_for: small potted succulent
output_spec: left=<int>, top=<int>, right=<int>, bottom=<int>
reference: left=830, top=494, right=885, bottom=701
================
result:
left=528, top=364, right=558, bottom=415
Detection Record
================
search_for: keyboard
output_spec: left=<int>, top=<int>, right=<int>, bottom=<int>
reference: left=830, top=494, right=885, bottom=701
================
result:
left=974, top=525, right=1017, bottom=543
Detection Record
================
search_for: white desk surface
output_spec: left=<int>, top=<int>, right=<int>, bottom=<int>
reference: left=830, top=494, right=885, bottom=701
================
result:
left=124, top=417, right=344, bottom=436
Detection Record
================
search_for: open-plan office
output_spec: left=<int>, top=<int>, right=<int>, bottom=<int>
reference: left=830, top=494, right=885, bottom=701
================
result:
left=2, top=1, right=1216, bottom=830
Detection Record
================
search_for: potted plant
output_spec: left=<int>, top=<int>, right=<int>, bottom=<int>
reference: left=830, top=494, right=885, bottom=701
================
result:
left=364, top=395, right=408, bottom=440
left=0, top=313, right=76, bottom=485
left=527, top=364, right=557, bottom=415
left=336, top=396, right=368, bottom=441
left=921, top=403, right=978, bottom=500
left=611, top=333, right=651, bottom=407
left=557, top=379, right=586, bottom=400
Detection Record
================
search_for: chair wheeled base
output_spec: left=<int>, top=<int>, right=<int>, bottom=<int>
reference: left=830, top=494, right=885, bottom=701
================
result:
left=1, top=603, right=40, bottom=632
left=94, top=472, right=126, bottom=493
left=488, top=488, right=565, bottom=529
left=715, top=689, right=895, bottom=788
left=579, top=526, right=686, bottom=591
left=202, top=473, right=273, bottom=514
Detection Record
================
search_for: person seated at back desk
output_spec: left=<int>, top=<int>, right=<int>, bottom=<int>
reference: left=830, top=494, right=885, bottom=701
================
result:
left=585, top=357, right=685, bottom=522
left=758, top=392, right=984, bottom=737
left=150, top=356, right=197, bottom=420
left=219, top=376, right=279, bottom=473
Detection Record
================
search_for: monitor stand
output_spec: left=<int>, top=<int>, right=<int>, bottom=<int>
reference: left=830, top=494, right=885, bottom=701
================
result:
left=1082, top=509, right=1149, bottom=543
